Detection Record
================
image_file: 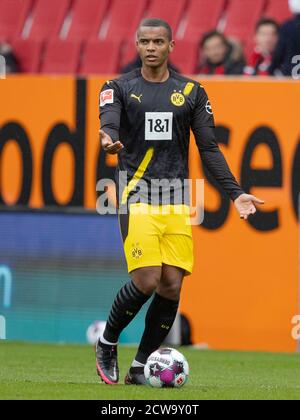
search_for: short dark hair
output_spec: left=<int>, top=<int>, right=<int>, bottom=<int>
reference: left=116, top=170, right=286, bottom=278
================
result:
left=255, top=18, right=280, bottom=33
left=137, top=18, right=173, bottom=41
left=200, top=30, right=229, bottom=49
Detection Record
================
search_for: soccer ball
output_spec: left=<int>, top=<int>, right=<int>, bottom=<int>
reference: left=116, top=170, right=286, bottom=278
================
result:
left=144, top=348, right=189, bottom=388
left=86, top=320, right=106, bottom=345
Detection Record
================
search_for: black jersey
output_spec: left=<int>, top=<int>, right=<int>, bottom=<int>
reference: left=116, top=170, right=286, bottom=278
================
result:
left=99, top=68, right=244, bottom=207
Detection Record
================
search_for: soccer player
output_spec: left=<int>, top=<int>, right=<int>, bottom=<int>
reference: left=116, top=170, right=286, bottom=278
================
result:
left=96, top=18, right=264, bottom=385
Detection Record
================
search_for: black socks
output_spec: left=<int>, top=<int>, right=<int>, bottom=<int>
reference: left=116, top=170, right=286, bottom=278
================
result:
left=103, top=281, right=151, bottom=344
left=135, top=293, right=179, bottom=364
left=103, top=283, right=180, bottom=364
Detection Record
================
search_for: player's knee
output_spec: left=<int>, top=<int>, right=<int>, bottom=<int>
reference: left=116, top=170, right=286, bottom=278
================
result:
left=131, top=267, right=161, bottom=296
left=157, top=281, right=182, bottom=301
left=135, top=278, right=160, bottom=296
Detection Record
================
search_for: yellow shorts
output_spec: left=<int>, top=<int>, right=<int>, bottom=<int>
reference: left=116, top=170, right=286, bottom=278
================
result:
left=118, top=203, right=194, bottom=276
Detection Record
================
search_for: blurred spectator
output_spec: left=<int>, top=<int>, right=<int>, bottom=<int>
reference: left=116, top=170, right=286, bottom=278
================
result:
left=244, top=19, right=280, bottom=76
left=121, top=54, right=180, bottom=74
left=269, top=0, right=300, bottom=76
left=198, top=31, right=245, bottom=75
left=0, top=43, right=19, bottom=74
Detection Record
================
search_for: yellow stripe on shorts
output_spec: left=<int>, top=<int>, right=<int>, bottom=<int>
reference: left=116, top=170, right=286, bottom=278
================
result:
left=121, top=147, right=154, bottom=205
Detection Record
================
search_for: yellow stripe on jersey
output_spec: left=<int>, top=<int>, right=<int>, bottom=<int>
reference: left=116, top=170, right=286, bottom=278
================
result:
left=183, top=82, right=195, bottom=96
left=121, top=147, right=154, bottom=205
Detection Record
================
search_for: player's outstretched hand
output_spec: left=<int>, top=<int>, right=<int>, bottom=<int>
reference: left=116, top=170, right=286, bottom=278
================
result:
left=100, top=130, right=124, bottom=154
left=234, top=194, right=265, bottom=220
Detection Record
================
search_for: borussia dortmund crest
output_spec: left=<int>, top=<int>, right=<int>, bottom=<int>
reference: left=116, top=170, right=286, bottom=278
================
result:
left=131, top=243, right=143, bottom=259
left=171, top=91, right=185, bottom=107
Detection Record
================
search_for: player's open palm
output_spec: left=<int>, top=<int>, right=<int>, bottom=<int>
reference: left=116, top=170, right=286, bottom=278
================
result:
left=234, top=194, right=265, bottom=220
left=100, top=130, right=124, bottom=154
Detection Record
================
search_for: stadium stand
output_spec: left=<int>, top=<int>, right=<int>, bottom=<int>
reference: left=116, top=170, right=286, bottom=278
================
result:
left=41, top=39, right=82, bottom=74
left=170, top=39, right=200, bottom=74
left=105, top=0, right=147, bottom=41
left=4, top=0, right=295, bottom=74
left=65, top=0, right=109, bottom=41
left=224, top=0, right=266, bottom=43
left=145, top=0, right=186, bottom=33
left=26, top=0, right=71, bottom=41
left=181, top=0, right=226, bottom=41
left=11, top=38, right=43, bottom=72
left=264, top=0, right=293, bottom=23
left=121, top=41, right=139, bottom=69
left=0, top=0, right=33, bottom=41
left=79, top=39, right=121, bottom=74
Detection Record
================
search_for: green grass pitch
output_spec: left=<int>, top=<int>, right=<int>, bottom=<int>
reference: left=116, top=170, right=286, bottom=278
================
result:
left=0, top=342, right=300, bottom=400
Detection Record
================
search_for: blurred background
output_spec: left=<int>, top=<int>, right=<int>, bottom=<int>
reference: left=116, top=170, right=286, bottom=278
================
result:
left=0, top=0, right=299, bottom=75
left=0, top=0, right=299, bottom=351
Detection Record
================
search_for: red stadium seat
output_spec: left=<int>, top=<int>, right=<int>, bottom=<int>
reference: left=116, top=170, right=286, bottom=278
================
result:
left=146, top=0, right=186, bottom=33
left=224, top=0, right=266, bottom=43
left=66, top=0, right=109, bottom=40
left=182, top=0, right=226, bottom=42
left=79, top=39, right=121, bottom=74
left=0, top=0, right=33, bottom=41
left=264, top=0, right=293, bottom=23
left=11, top=39, right=42, bottom=73
left=41, top=39, right=82, bottom=74
left=121, top=41, right=138, bottom=69
left=105, top=0, right=147, bottom=41
left=28, top=0, right=71, bottom=41
left=170, top=39, right=199, bottom=74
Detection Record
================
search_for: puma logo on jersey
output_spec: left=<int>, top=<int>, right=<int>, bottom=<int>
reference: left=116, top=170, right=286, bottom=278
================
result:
left=131, top=93, right=143, bottom=103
